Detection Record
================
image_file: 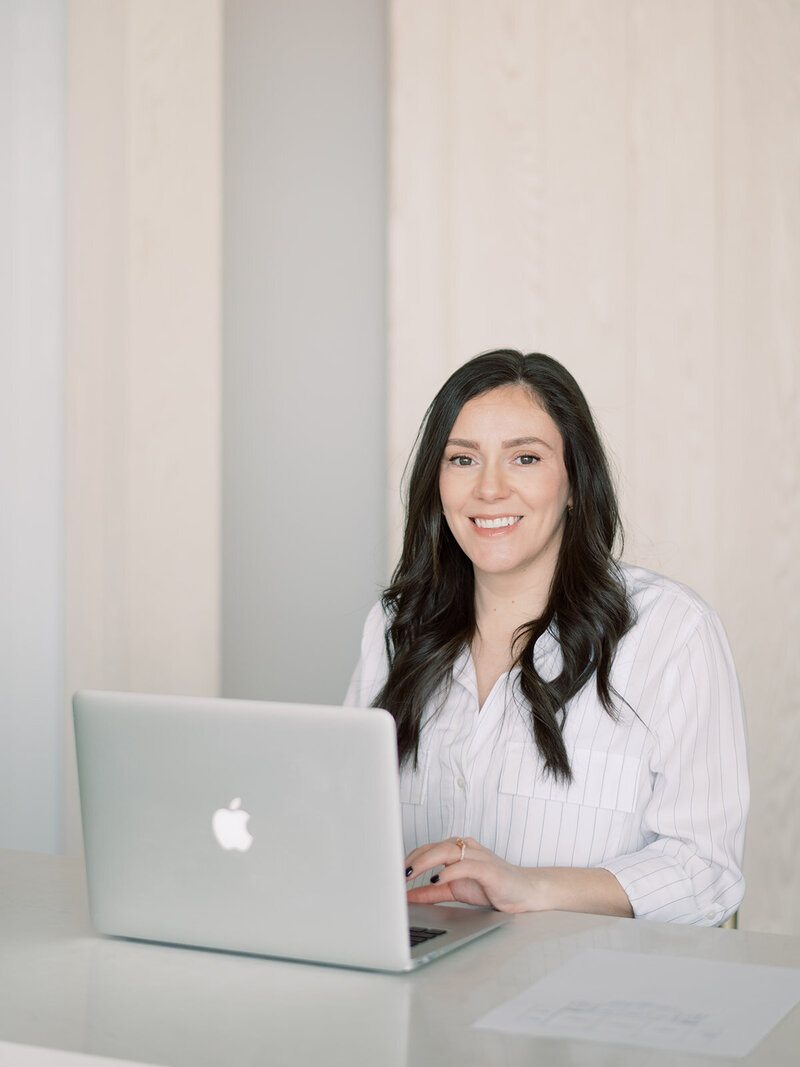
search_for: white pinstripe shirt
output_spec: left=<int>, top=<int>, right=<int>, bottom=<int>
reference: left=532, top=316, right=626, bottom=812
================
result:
left=345, top=565, right=749, bottom=925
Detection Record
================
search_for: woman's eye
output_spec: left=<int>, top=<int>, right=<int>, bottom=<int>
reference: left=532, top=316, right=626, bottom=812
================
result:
left=516, top=453, right=539, bottom=466
left=449, top=455, right=474, bottom=467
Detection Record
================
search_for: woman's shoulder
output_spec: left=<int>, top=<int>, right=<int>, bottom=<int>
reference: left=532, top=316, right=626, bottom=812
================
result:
left=357, top=599, right=391, bottom=655
left=345, top=600, right=391, bottom=707
left=619, top=562, right=720, bottom=631
left=363, top=597, right=391, bottom=630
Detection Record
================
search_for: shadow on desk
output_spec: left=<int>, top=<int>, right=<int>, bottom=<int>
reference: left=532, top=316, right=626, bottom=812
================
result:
left=82, top=937, right=411, bottom=1067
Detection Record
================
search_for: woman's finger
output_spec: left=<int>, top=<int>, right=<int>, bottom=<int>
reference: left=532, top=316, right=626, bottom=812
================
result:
left=405, top=837, right=465, bottom=878
left=406, top=881, right=458, bottom=905
left=407, top=860, right=492, bottom=908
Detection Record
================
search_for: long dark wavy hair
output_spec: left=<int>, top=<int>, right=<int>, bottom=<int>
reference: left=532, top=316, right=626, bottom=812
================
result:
left=374, top=350, right=634, bottom=781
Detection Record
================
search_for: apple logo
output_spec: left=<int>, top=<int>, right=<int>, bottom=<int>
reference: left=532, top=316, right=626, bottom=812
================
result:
left=211, top=797, right=254, bottom=852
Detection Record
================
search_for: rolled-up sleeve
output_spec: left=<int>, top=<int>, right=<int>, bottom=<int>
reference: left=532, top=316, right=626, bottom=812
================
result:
left=600, top=611, right=749, bottom=925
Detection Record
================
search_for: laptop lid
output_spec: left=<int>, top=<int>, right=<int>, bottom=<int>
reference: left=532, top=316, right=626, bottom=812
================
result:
left=72, top=691, right=507, bottom=972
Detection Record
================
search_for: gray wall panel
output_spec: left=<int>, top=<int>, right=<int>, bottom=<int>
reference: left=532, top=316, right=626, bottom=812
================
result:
left=223, top=0, right=386, bottom=703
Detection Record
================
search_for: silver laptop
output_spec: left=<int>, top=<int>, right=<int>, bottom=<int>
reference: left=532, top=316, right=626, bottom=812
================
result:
left=72, top=690, right=508, bottom=972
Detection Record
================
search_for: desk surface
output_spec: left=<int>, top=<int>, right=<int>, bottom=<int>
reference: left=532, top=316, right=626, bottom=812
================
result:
left=2, top=849, right=799, bottom=1067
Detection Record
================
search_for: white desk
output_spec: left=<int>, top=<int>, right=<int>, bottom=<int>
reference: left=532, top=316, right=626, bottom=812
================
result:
left=2, top=849, right=799, bottom=1066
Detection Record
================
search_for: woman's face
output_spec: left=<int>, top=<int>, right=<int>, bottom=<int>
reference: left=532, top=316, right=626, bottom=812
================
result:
left=438, top=384, right=572, bottom=587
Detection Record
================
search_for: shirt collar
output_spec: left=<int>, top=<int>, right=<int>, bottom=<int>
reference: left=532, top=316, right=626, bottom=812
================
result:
left=452, top=644, right=475, bottom=694
left=450, top=626, right=562, bottom=695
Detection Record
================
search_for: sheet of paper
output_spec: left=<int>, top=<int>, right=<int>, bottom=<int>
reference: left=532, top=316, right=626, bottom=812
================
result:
left=474, top=948, right=800, bottom=1057
left=0, top=1041, right=164, bottom=1067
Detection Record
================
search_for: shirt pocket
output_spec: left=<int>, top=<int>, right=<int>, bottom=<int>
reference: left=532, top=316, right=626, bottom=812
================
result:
left=499, top=742, right=642, bottom=814
left=398, top=748, right=430, bottom=806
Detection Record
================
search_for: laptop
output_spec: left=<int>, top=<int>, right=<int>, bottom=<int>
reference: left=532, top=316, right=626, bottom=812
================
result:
left=72, top=690, right=509, bottom=972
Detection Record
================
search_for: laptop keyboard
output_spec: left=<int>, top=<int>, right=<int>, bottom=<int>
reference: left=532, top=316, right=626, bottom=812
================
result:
left=409, top=926, right=446, bottom=948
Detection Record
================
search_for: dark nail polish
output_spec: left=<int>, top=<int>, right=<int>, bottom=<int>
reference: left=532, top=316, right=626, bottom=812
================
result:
left=405, top=867, right=413, bottom=877
left=430, top=875, right=439, bottom=884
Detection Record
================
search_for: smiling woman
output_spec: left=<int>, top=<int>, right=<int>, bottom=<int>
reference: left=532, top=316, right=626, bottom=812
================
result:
left=439, top=386, right=578, bottom=721
left=346, top=350, right=749, bottom=925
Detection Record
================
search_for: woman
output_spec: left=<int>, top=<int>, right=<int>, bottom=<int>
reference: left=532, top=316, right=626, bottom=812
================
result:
left=346, top=351, right=748, bottom=924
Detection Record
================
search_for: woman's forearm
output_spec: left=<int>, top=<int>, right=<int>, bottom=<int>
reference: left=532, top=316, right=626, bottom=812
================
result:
left=527, top=865, right=633, bottom=918
left=406, top=838, right=635, bottom=916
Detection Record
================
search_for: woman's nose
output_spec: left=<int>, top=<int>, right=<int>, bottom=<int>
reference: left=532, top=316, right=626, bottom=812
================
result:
left=476, top=461, right=509, bottom=500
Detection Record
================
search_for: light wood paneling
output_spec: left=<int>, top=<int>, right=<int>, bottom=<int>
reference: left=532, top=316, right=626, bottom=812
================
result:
left=624, top=1, right=718, bottom=589
left=538, top=1, right=629, bottom=432
left=388, top=0, right=452, bottom=555
left=64, top=0, right=222, bottom=853
left=389, top=0, right=800, bottom=933
left=714, top=0, right=800, bottom=935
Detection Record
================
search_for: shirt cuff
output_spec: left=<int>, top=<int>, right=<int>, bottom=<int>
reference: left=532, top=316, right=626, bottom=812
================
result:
left=599, top=847, right=743, bottom=926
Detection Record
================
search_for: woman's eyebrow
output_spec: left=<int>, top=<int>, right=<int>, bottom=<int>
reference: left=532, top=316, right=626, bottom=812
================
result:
left=445, top=435, right=555, bottom=451
left=502, top=435, right=554, bottom=451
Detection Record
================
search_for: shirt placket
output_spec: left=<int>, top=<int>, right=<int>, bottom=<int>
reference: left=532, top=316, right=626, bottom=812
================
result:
left=447, top=651, right=480, bottom=836
left=449, top=654, right=514, bottom=838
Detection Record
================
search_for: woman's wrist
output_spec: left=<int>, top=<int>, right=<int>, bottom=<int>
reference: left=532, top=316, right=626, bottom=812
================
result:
left=520, top=865, right=558, bottom=912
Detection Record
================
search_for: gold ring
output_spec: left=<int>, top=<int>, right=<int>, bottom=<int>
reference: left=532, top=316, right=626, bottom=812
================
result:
left=456, top=838, right=466, bottom=862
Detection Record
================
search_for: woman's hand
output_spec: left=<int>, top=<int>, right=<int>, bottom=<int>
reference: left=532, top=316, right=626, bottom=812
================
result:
left=405, top=837, right=542, bottom=913
left=405, top=837, right=634, bottom=917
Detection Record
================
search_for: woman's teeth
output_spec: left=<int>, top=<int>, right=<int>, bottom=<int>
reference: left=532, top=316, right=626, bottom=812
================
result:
left=473, top=516, right=521, bottom=529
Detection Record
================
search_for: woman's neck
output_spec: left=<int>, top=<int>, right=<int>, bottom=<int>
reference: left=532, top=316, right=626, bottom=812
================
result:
left=469, top=571, right=552, bottom=706
left=472, top=569, right=551, bottom=645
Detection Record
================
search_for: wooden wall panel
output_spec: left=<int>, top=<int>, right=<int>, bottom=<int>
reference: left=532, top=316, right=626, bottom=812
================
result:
left=447, top=0, right=545, bottom=354
left=537, top=1, right=630, bottom=481
left=125, top=3, right=222, bottom=688
left=64, top=0, right=222, bottom=853
left=625, top=1, right=718, bottom=593
left=389, top=0, right=800, bottom=933
left=388, top=0, right=452, bottom=555
left=714, top=0, right=800, bottom=934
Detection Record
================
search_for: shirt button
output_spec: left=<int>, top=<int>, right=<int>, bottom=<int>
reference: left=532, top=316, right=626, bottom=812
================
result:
left=457, top=777, right=466, bottom=789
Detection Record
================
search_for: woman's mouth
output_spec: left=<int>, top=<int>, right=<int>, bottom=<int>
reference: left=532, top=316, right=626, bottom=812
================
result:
left=471, top=516, right=522, bottom=529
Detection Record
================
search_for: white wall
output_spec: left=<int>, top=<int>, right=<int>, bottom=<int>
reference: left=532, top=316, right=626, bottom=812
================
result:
left=222, top=0, right=387, bottom=705
left=388, top=0, right=800, bottom=934
left=0, top=0, right=64, bottom=853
